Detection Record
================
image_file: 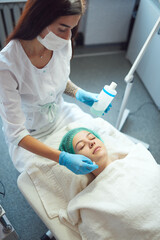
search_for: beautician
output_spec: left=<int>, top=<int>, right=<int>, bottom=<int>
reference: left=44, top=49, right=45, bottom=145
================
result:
left=0, top=0, right=110, bottom=174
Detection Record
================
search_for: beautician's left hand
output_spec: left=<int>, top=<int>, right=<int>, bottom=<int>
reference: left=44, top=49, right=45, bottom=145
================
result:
left=75, top=89, right=98, bottom=106
left=75, top=88, right=112, bottom=113
left=104, top=103, right=112, bottom=114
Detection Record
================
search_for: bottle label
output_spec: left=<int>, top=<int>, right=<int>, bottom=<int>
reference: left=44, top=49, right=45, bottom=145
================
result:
left=103, top=88, right=115, bottom=97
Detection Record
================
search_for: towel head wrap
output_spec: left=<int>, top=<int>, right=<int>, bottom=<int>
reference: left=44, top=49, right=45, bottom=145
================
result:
left=59, top=127, right=103, bottom=154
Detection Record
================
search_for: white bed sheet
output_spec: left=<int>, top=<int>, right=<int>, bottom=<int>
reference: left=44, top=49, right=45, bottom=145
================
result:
left=60, top=143, right=160, bottom=240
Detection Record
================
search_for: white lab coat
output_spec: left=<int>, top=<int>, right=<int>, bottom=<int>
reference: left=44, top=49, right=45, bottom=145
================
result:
left=0, top=39, right=93, bottom=172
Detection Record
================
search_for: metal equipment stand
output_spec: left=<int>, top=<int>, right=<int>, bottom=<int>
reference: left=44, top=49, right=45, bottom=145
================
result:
left=0, top=205, right=19, bottom=240
left=116, top=16, right=160, bottom=149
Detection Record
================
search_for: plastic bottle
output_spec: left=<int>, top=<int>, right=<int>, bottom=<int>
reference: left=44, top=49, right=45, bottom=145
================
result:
left=90, top=82, right=117, bottom=117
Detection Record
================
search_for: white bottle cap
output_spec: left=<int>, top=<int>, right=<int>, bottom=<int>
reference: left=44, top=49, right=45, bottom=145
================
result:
left=110, top=82, right=117, bottom=90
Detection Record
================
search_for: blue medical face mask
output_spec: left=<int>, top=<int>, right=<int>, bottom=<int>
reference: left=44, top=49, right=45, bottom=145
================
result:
left=37, top=28, right=70, bottom=51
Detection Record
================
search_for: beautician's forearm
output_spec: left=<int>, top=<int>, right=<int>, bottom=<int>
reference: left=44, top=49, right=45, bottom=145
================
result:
left=64, top=79, right=79, bottom=97
left=18, top=135, right=61, bottom=162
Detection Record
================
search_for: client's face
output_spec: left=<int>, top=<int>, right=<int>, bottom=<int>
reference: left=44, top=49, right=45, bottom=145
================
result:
left=72, top=131, right=109, bottom=175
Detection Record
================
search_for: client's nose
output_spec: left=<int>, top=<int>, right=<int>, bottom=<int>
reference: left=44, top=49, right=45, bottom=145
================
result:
left=89, top=141, right=95, bottom=148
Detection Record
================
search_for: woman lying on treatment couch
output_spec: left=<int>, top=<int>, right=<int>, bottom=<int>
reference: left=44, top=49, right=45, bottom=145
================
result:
left=59, top=127, right=160, bottom=240
left=59, top=127, right=127, bottom=176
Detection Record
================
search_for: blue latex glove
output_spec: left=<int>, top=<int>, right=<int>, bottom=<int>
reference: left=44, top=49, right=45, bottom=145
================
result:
left=59, top=151, right=99, bottom=175
left=76, top=89, right=112, bottom=114
left=75, top=89, right=98, bottom=107
left=104, top=103, right=112, bottom=114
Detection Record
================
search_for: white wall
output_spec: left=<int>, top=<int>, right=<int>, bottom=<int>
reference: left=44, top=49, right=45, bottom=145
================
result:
left=126, top=0, right=160, bottom=109
left=79, top=0, right=136, bottom=45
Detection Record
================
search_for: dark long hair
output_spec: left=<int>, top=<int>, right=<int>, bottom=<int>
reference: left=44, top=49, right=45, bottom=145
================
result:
left=6, top=0, right=86, bottom=44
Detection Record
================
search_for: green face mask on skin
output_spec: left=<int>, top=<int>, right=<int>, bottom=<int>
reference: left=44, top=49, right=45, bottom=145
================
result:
left=59, top=127, right=103, bottom=154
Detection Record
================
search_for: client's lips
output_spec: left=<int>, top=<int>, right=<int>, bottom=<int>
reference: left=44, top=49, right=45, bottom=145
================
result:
left=93, top=146, right=101, bottom=154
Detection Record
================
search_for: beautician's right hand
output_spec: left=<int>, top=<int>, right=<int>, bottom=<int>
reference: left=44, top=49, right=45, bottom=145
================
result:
left=59, top=151, right=98, bottom=175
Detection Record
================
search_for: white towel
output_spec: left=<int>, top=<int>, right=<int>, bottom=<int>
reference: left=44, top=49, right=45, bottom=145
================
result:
left=60, top=143, right=160, bottom=240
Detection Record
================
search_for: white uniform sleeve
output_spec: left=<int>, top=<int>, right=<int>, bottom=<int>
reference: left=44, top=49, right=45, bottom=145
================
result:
left=0, top=69, right=30, bottom=145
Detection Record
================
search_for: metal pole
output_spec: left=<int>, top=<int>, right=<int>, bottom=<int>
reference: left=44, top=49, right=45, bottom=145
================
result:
left=116, top=80, right=133, bottom=130
left=116, top=16, right=160, bottom=130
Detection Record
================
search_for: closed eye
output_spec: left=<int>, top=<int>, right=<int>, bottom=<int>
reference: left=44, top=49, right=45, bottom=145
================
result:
left=90, top=137, right=95, bottom=140
left=88, top=133, right=96, bottom=140
left=78, top=144, right=85, bottom=151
